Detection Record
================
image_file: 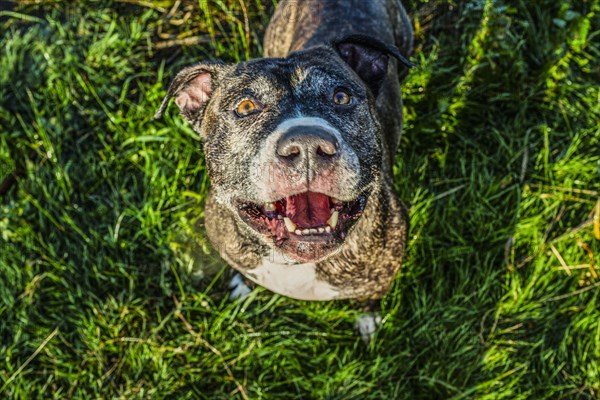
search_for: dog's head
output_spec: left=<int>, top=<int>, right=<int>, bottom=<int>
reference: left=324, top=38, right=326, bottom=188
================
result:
left=156, top=36, right=411, bottom=263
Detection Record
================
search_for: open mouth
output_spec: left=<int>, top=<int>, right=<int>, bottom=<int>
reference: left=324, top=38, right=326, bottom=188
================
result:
left=236, top=191, right=368, bottom=261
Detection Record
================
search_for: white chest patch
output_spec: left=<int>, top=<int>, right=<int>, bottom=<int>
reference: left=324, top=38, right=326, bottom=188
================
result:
left=245, top=252, right=340, bottom=301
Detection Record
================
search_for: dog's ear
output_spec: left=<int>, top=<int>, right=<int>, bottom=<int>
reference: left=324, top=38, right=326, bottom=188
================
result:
left=154, top=62, right=229, bottom=126
left=334, top=34, right=413, bottom=96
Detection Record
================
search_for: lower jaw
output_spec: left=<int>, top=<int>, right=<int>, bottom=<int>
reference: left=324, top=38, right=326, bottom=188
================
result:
left=274, top=237, right=344, bottom=263
left=239, top=215, right=363, bottom=263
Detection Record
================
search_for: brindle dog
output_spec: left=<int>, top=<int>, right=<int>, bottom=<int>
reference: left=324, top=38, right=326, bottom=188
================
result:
left=156, top=0, right=413, bottom=338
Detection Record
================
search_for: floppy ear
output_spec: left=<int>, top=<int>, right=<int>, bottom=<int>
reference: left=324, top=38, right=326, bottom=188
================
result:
left=334, top=34, right=413, bottom=96
left=154, top=62, right=228, bottom=127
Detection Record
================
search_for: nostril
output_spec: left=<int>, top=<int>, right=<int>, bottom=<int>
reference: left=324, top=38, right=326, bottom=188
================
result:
left=278, top=143, right=301, bottom=158
left=317, top=142, right=337, bottom=157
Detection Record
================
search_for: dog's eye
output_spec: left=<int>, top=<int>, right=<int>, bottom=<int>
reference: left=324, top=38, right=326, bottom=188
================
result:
left=333, top=90, right=352, bottom=105
left=235, top=99, right=257, bottom=117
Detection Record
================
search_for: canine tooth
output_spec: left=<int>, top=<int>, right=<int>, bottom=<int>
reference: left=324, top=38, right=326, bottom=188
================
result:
left=318, top=228, right=325, bottom=234
left=295, top=229, right=302, bottom=235
left=264, top=202, right=276, bottom=212
left=325, top=226, right=332, bottom=233
left=327, top=211, right=339, bottom=228
left=284, top=217, right=297, bottom=232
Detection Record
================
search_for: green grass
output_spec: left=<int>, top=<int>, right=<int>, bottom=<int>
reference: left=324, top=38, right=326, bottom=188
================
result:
left=1, top=0, right=599, bottom=398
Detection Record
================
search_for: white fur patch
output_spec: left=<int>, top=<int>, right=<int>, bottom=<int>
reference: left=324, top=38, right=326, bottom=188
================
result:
left=272, top=116, right=345, bottom=143
left=228, top=273, right=253, bottom=300
left=355, top=314, right=382, bottom=343
left=245, top=251, right=340, bottom=300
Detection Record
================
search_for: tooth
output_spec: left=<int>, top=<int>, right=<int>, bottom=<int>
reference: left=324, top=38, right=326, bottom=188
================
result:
left=264, top=202, right=276, bottom=212
left=302, top=229, right=311, bottom=235
left=309, top=229, right=318, bottom=235
left=284, top=217, right=297, bottom=232
left=318, top=228, right=325, bottom=234
left=325, top=226, right=332, bottom=233
left=295, top=229, right=302, bottom=235
left=277, top=215, right=283, bottom=220
left=327, top=211, right=339, bottom=228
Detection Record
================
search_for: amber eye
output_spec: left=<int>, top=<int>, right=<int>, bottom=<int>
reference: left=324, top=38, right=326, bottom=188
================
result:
left=235, top=99, right=257, bottom=117
left=333, top=90, right=352, bottom=105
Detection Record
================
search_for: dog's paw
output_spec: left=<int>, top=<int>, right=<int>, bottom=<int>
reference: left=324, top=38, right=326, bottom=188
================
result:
left=355, top=314, right=382, bottom=343
left=228, top=273, right=253, bottom=300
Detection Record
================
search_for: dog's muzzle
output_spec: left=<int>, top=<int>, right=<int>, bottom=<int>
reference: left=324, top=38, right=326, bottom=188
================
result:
left=231, top=118, right=372, bottom=263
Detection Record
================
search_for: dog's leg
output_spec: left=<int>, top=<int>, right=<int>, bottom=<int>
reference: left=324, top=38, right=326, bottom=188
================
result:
left=354, top=300, right=382, bottom=343
left=228, top=273, right=254, bottom=300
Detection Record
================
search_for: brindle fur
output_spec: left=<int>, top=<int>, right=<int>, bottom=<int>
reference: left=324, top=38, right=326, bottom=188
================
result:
left=157, top=0, right=413, bottom=300
left=265, top=0, right=413, bottom=168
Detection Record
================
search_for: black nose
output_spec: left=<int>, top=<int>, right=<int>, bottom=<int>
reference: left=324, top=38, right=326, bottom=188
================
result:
left=276, top=126, right=339, bottom=163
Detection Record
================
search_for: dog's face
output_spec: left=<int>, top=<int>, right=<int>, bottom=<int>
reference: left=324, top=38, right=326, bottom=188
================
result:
left=156, top=38, right=407, bottom=263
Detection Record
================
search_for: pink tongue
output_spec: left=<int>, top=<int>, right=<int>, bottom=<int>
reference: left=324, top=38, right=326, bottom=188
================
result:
left=285, top=192, right=331, bottom=228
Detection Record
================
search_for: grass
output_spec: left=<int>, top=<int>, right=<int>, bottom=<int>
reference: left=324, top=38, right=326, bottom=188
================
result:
left=0, top=0, right=599, bottom=398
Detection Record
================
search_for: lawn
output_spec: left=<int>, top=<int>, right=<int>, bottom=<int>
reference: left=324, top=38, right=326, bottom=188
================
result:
left=1, top=0, right=599, bottom=398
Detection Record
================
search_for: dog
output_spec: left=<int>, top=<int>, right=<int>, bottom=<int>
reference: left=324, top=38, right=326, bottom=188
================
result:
left=155, top=0, right=413, bottom=334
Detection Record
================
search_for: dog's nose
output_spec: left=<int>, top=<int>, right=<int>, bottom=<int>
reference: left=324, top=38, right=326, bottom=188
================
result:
left=276, top=126, right=339, bottom=163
